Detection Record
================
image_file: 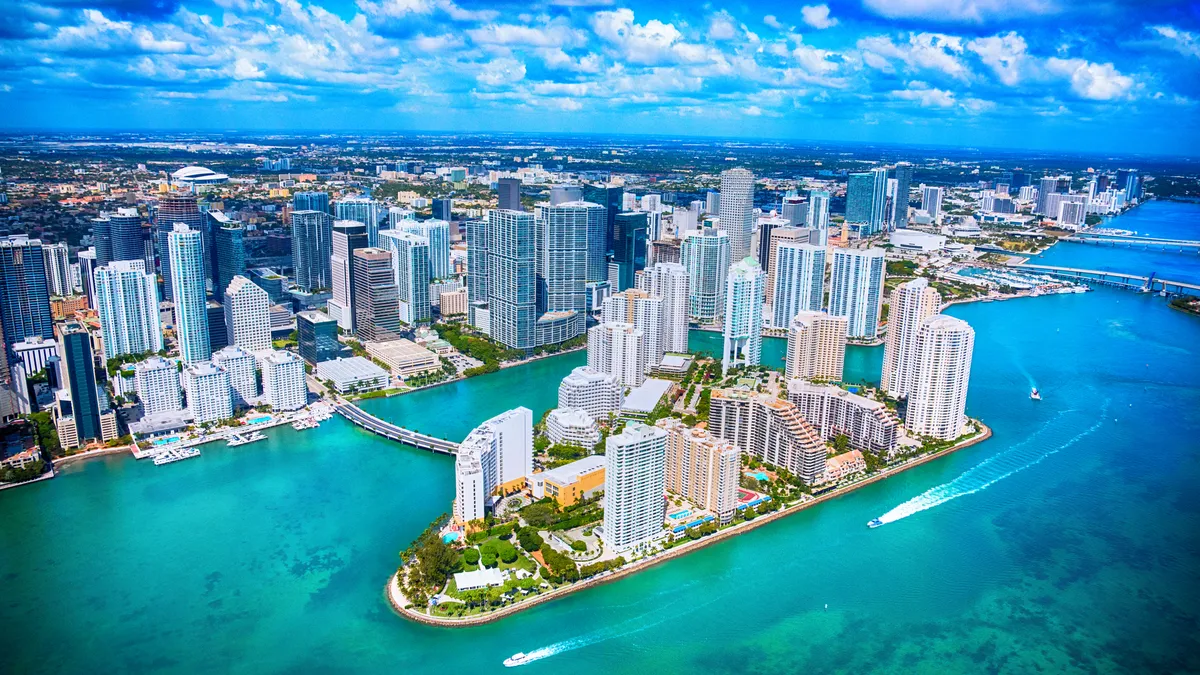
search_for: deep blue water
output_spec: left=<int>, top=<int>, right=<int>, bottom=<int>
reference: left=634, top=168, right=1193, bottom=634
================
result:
left=0, top=201, right=1197, bottom=674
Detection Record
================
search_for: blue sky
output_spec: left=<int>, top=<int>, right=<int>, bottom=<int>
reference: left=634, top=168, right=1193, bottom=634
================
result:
left=2, top=0, right=1200, bottom=154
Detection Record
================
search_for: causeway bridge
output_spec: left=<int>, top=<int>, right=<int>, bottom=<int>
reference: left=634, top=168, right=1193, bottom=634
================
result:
left=1064, top=234, right=1200, bottom=252
left=1017, top=264, right=1200, bottom=296
left=335, top=402, right=459, bottom=455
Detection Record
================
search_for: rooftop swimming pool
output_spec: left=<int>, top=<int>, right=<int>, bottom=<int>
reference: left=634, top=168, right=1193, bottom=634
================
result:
left=152, top=436, right=181, bottom=446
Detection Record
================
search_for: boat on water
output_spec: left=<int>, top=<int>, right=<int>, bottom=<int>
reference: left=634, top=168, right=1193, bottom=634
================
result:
left=867, top=518, right=883, bottom=529
left=227, top=431, right=267, bottom=447
left=504, top=653, right=528, bottom=668
left=153, top=447, right=200, bottom=466
left=1030, top=387, right=1041, bottom=401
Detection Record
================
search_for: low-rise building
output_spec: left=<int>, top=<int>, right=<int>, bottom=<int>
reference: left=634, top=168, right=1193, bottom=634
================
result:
left=440, top=287, right=468, bottom=316
left=316, top=357, right=389, bottom=394
left=621, top=378, right=674, bottom=420
left=545, top=408, right=600, bottom=448
left=529, top=454, right=606, bottom=506
left=365, top=338, right=441, bottom=377
left=822, top=450, right=867, bottom=484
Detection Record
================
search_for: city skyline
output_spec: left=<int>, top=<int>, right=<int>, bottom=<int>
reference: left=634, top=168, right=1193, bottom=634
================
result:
left=1, top=2, right=1198, bottom=154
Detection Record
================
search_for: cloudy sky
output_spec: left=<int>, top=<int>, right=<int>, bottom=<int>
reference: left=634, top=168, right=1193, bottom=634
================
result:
left=3, top=0, right=1199, bottom=154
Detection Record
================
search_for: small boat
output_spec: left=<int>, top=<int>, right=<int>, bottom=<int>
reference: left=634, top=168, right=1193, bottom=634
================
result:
left=1030, top=388, right=1041, bottom=401
left=227, top=431, right=267, bottom=447
left=504, top=653, right=528, bottom=667
left=867, top=518, right=883, bottom=529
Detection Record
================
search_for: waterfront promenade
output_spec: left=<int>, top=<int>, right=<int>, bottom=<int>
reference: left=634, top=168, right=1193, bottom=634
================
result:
left=387, top=423, right=992, bottom=627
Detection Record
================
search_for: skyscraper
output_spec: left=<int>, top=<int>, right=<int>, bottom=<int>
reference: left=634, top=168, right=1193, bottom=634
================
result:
left=612, top=211, right=648, bottom=291
left=42, top=243, right=72, bottom=297
left=582, top=183, right=622, bottom=249
left=0, top=237, right=54, bottom=348
left=497, top=177, right=522, bottom=212
left=293, top=191, right=330, bottom=215
left=208, top=212, right=246, bottom=302
left=135, top=356, right=182, bottom=416
left=882, top=278, right=942, bottom=399
left=156, top=193, right=203, bottom=301
left=680, top=227, right=730, bottom=324
left=212, top=345, right=257, bottom=407
left=635, top=262, right=689, bottom=354
left=602, top=422, right=668, bottom=553
left=352, top=247, right=401, bottom=342
left=755, top=216, right=789, bottom=274
left=718, top=168, right=754, bottom=260
left=291, top=210, right=333, bottom=292
left=329, top=220, right=369, bottom=331
left=107, top=208, right=145, bottom=264
left=542, top=201, right=606, bottom=283
left=379, top=230, right=432, bottom=325
left=921, top=185, right=944, bottom=222
left=335, top=197, right=384, bottom=247
left=487, top=210, right=537, bottom=351
left=846, top=169, right=888, bottom=235
left=828, top=248, right=886, bottom=340
left=78, top=248, right=97, bottom=309
left=806, top=190, right=831, bottom=245
left=892, top=162, right=914, bottom=230
left=587, top=322, right=647, bottom=388
left=431, top=198, right=452, bottom=222
left=465, top=218, right=489, bottom=326
left=722, top=257, right=764, bottom=374
left=1035, top=177, right=1058, bottom=215
left=261, top=350, right=306, bottom=411
left=168, top=224, right=211, bottom=364
left=709, top=388, right=826, bottom=484
left=399, top=219, right=451, bottom=280
left=602, top=290, right=662, bottom=370
left=658, top=418, right=740, bottom=523
left=94, top=260, right=162, bottom=359
left=533, top=203, right=588, bottom=342
left=906, top=315, right=975, bottom=440
left=58, top=321, right=103, bottom=443
left=765, top=227, right=810, bottom=304
left=785, top=311, right=847, bottom=382
left=223, top=275, right=272, bottom=353
left=183, top=361, right=233, bottom=424
left=771, top=242, right=825, bottom=330
left=296, top=310, right=340, bottom=365
left=781, top=195, right=807, bottom=228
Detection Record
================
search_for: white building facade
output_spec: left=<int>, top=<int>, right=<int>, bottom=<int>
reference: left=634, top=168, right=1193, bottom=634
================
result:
left=602, top=423, right=668, bottom=553
left=722, top=257, right=764, bottom=374
left=828, top=248, right=886, bottom=340
left=94, top=260, right=162, bottom=360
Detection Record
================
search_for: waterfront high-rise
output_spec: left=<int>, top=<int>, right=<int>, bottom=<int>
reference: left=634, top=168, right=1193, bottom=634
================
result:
left=465, top=218, right=489, bottom=327
left=635, top=262, right=689, bottom=354
left=487, top=210, right=537, bottom=351
left=680, top=227, right=730, bottom=324
left=558, top=366, right=624, bottom=421
left=0, top=236, right=54, bottom=348
left=892, top=162, right=914, bottom=229
left=296, top=310, right=340, bottom=365
left=223, top=275, right=272, bottom=353
left=658, top=418, right=740, bottom=523
left=787, top=380, right=900, bottom=454
left=602, top=422, right=669, bottom=553
left=497, top=177, right=522, bottom=212
left=785, top=311, right=847, bottom=382
left=155, top=193, right=203, bottom=300
left=708, top=388, right=827, bottom=484
left=293, top=191, right=330, bottom=215
left=612, top=212, right=648, bottom=291
left=211, top=345, right=257, bottom=407
left=828, top=248, right=886, bottom=340
left=399, top=219, right=451, bottom=280
left=764, top=227, right=810, bottom=302
left=42, top=243, right=72, bottom=297
left=183, top=361, right=233, bottom=424
left=261, top=350, right=306, bottom=411
left=134, top=356, right=183, bottom=416
left=57, top=320, right=104, bottom=443
left=805, top=190, right=831, bottom=245
left=722, top=257, right=764, bottom=374
left=335, top=197, right=384, bottom=246
left=329, top=220, right=369, bottom=331
left=718, top=168, right=754, bottom=261
left=770, top=239, right=824, bottom=329
left=602, top=290, right=662, bottom=369
left=291, top=210, right=333, bottom=293
left=208, top=212, right=246, bottom=302
left=352, top=248, right=401, bottom=342
left=454, top=444, right=486, bottom=523
left=587, top=322, right=647, bottom=388
left=846, top=169, right=888, bottom=236
left=379, top=230, right=431, bottom=325
left=455, top=407, right=534, bottom=522
left=533, top=202, right=589, bottom=342
left=538, top=201, right=606, bottom=286
left=906, top=315, right=975, bottom=440
left=882, top=278, right=942, bottom=399
left=168, top=224, right=211, bottom=364
left=94, top=260, right=162, bottom=360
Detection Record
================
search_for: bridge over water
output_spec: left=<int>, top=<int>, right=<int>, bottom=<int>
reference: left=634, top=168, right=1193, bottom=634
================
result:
left=334, top=402, right=459, bottom=455
left=1017, top=264, right=1200, bottom=296
left=1065, top=234, right=1200, bottom=252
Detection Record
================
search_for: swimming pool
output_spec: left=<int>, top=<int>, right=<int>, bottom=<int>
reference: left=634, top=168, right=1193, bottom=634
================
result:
left=668, top=510, right=692, bottom=520
left=247, top=416, right=271, bottom=424
left=442, top=532, right=461, bottom=544
left=749, top=471, right=768, bottom=481
left=152, top=436, right=181, bottom=446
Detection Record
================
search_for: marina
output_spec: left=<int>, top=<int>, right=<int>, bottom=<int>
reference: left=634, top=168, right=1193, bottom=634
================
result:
left=227, top=431, right=267, bottom=447
left=151, top=447, right=201, bottom=466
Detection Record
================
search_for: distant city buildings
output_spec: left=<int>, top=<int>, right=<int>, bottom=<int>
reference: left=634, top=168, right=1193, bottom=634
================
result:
left=718, top=168, right=754, bottom=261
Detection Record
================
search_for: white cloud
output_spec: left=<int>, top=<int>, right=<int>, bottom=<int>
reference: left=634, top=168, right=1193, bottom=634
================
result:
left=800, top=5, right=838, bottom=30
left=763, top=15, right=784, bottom=30
left=967, top=32, right=1026, bottom=86
left=858, top=32, right=970, bottom=81
left=232, top=57, right=265, bottom=80
left=1150, top=25, right=1200, bottom=59
left=708, top=12, right=737, bottom=41
left=591, top=8, right=716, bottom=66
left=862, top=0, right=1058, bottom=23
left=467, top=20, right=585, bottom=48
left=476, top=57, right=526, bottom=86
left=891, top=81, right=956, bottom=107
left=1045, top=58, right=1134, bottom=101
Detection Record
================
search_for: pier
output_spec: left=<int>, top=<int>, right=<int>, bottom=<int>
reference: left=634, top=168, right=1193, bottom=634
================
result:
left=335, top=402, right=460, bottom=455
left=1016, top=264, right=1200, bottom=296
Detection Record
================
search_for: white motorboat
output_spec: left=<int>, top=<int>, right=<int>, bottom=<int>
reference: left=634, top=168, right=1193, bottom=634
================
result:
left=1030, top=387, right=1041, bottom=401
left=504, top=653, right=528, bottom=667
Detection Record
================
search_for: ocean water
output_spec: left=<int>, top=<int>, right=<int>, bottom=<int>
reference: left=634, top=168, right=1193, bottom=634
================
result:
left=1, top=203, right=1198, bottom=674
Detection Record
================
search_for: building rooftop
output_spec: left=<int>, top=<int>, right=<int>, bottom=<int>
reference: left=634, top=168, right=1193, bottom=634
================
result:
left=540, top=454, right=605, bottom=486
left=548, top=407, right=596, bottom=429
left=622, top=379, right=673, bottom=413
left=316, top=356, right=388, bottom=381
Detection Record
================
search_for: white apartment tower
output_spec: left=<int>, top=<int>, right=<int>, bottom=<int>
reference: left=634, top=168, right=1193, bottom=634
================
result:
left=722, top=257, right=764, bottom=374
left=786, top=311, right=847, bottom=382
left=454, top=444, right=486, bottom=523
left=456, top=407, right=534, bottom=509
left=718, top=168, right=755, bottom=261
left=211, top=346, right=257, bottom=408
left=169, top=224, right=211, bottom=364
left=602, top=289, right=662, bottom=369
left=94, top=260, right=162, bottom=360
left=680, top=227, right=730, bottom=324
left=183, top=362, right=232, bottom=424
left=43, top=242, right=73, bottom=297
left=806, top=190, right=831, bottom=246
left=587, top=322, right=647, bottom=389
left=906, top=315, right=975, bottom=441
left=771, top=242, right=825, bottom=330
left=882, top=278, right=942, bottom=399
left=602, top=423, right=669, bottom=553
left=224, top=275, right=272, bottom=353
left=558, top=366, right=624, bottom=420
left=261, top=349, right=306, bottom=411
left=828, top=248, right=886, bottom=340
left=635, top=262, right=689, bottom=354
left=134, top=356, right=182, bottom=416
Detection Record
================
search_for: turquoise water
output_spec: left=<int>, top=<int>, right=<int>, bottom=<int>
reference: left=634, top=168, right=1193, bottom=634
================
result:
left=2, top=202, right=1199, bottom=674
left=688, top=331, right=884, bottom=386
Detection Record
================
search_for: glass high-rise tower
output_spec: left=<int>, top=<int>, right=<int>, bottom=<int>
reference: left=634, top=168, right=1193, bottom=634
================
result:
left=168, top=224, right=211, bottom=364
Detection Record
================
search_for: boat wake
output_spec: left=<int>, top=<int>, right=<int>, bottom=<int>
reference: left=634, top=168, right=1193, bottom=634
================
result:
left=870, top=403, right=1108, bottom=528
left=506, top=587, right=722, bottom=666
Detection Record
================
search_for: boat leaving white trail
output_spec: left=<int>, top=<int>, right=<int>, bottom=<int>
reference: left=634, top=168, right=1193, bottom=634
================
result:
left=870, top=403, right=1108, bottom=528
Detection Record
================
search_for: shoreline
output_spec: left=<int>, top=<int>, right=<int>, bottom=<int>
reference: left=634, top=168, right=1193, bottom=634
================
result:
left=51, top=446, right=131, bottom=468
left=385, top=422, right=992, bottom=627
